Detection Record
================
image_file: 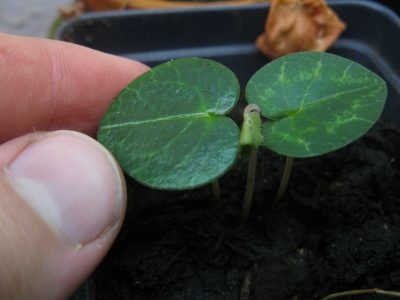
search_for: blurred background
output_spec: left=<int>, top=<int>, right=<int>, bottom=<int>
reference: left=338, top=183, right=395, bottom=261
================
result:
left=1, top=0, right=399, bottom=38
left=0, top=0, right=71, bottom=37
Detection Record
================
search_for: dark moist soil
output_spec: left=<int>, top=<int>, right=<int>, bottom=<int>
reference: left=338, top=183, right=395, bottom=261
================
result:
left=92, top=120, right=400, bottom=300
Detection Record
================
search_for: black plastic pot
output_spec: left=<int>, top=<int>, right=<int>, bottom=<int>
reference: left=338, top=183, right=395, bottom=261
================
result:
left=371, top=0, right=400, bottom=14
left=59, top=1, right=400, bottom=299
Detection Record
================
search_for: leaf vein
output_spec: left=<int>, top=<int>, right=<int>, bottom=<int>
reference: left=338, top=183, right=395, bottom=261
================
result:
left=101, top=112, right=209, bottom=129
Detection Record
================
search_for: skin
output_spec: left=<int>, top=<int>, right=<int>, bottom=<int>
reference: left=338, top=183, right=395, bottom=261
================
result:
left=0, top=32, right=149, bottom=142
left=0, top=32, right=149, bottom=299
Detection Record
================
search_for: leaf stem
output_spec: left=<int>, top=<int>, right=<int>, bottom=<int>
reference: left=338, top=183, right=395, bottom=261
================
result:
left=239, top=104, right=262, bottom=222
left=321, top=288, right=400, bottom=300
left=211, top=180, right=221, bottom=203
left=242, top=148, right=258, bottom=221
left=276, top=156, right=294, bottom=201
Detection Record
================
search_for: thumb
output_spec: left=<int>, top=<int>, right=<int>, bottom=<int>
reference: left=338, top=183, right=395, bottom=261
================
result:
left=0, top=130, right=126, bottom=300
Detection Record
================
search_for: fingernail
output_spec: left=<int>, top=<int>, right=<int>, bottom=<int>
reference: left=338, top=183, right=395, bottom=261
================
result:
left=6, top=131, right=126, bottom=245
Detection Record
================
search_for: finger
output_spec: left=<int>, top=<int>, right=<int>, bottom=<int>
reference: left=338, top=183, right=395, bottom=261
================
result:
left=0, top=130, right=126, bottom=299
left=0, top=32, right=149, bottom=142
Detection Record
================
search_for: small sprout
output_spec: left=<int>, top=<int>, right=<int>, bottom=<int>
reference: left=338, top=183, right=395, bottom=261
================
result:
left=243, top=51, right=387, bottom=211
left=240, top=104, right=262, bottom=221
left=98, top=52, right=387, bottom=220
left=239, top=103, right=263, bottom=155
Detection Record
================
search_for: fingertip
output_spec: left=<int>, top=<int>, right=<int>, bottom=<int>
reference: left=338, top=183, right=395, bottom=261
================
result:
left=0, top=130, right=127, bottom=299
left=7, top=130, right=127, bottom=245
left=0, top=33, right=150, bottom=141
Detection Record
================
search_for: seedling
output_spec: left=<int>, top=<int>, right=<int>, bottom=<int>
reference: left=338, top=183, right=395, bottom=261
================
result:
left=97, top=52, right=387, bottom=220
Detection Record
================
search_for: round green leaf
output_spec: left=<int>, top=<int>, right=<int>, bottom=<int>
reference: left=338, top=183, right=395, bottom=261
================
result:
left=246, top=52, right=387, bottom=157
left=98, top=58, right=240, bottom=190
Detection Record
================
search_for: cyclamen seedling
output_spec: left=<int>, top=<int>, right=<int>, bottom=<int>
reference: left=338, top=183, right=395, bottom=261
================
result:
left=97, top=52, right=387, bottom=220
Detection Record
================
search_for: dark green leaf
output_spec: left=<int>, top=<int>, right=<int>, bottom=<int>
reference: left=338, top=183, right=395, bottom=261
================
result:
left=98, top=58, right=240, bottom=189
left=246, top=52, right=387, bottom=157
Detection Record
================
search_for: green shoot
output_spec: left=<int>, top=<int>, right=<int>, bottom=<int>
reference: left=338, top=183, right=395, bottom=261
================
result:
left=239, top=104, right=263, bottom=221
left=275, top=156, right=294, bottom=201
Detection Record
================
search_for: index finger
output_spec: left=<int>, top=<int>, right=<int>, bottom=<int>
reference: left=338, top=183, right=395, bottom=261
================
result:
left=0, top=33, right=149, bottom=143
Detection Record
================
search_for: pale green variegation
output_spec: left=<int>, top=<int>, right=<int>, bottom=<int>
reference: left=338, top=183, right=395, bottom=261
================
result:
left=246, top=52, right=387, bottom=157
left=98, top=58, right=240, bottom=190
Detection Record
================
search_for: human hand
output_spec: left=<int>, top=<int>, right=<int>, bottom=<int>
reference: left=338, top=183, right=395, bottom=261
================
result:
left=0, top=32, right=149, bottom=299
